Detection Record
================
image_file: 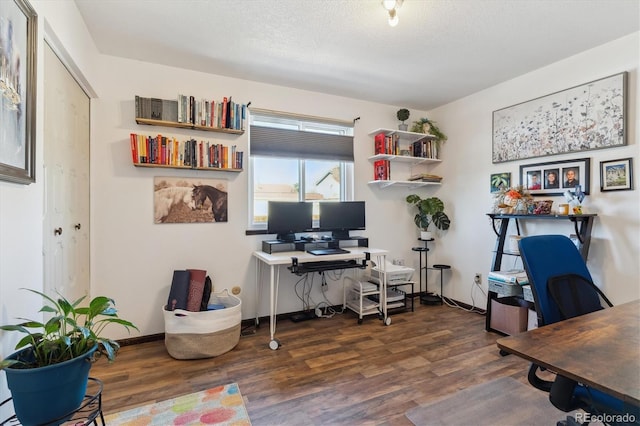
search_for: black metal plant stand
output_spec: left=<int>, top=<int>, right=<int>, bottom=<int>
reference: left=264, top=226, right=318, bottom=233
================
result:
left=0, top=377, right=104, bottom=426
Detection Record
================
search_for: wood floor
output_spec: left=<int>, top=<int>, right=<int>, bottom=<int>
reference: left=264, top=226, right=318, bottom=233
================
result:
left=91, top=301, right=532, bottom=425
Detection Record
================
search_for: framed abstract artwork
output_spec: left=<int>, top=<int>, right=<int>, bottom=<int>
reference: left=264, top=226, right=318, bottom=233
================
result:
left=493, top=72, right=627, bottom=163
left=0, top=0, right=37, bottom=184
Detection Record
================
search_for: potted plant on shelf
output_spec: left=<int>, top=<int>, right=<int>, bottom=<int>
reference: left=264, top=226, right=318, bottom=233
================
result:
left=411, top=117, right=448, bottom=147
left=406, top=194, right=451, bottom=240
left=0, top=289, right=138, bottom=425
left=397, top=108, right=410, bottom=131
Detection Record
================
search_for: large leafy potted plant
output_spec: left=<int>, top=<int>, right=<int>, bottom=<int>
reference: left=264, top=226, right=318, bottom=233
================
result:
left=406, top=194, right=451, bottom=240
left=0, top=289, right=137, bottom=425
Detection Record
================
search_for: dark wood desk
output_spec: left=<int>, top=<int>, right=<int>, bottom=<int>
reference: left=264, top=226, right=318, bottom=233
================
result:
left=497, top=299, right=640, bottom=406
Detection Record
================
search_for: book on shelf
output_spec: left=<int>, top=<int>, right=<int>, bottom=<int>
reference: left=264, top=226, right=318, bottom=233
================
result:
left=221, top=97, right=228, bottom=129
left=150, top=98, right=162, bottom=120
left=408, top=173, right=443, bottom=182
left=374, top=132, right=385, bottom=155
left=373, top=160, right=390, bottom=180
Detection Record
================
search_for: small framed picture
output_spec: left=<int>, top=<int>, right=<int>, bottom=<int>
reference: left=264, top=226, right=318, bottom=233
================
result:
left=490, top=172, right=510, bottom=193
left=600, top=158, right=633, bottom=192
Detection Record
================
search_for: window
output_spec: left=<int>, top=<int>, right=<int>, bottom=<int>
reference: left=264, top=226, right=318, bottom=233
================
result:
left=249, top=111, right=354, bottom=229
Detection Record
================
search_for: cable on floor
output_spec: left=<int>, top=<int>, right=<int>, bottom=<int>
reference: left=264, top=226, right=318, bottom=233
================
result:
left=442, top=277, right=486, bottom=315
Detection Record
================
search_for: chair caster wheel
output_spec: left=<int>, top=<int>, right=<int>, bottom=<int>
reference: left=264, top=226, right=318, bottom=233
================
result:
left=268, top=339, right=280, bottom=350
left=358, top=319, right=363, bottom=325
left=384, top=317, right=391, bottom=326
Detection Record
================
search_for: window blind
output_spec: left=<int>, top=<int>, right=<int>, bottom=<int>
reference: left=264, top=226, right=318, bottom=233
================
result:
left=250, top=125, right=354, bottom=161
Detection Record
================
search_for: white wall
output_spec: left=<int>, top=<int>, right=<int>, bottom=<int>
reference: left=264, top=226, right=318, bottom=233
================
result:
left=91, top=30, right=640, bottom=340
left=89, top=57, right=427, bottom=339
left=430, top=32, right=640, bottom=306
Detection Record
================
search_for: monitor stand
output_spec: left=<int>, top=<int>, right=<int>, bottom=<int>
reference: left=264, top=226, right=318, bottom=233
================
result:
left=276, top=233, right=296, bottom=242
left=331, top=230, right=350, bottom=240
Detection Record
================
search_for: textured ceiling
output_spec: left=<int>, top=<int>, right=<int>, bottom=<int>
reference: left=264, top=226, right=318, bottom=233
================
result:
left=75, top=0, right=639, bottom=110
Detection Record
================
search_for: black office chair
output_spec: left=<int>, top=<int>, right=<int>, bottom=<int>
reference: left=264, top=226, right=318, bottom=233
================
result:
left=519, top=235, right=638, bottom=425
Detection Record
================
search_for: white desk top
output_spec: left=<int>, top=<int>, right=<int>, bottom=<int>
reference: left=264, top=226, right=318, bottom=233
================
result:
left=253, top=247, right=388, bottom=266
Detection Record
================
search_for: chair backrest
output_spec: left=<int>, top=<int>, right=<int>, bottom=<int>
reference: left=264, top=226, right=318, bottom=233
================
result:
left=546, top=273, right=612, bottom=320
left=519, top=235, right=603, bottom=326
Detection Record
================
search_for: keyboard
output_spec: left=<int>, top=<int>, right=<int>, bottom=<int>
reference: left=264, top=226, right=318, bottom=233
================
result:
left=307, top=248, right=350, bottom=256
left=291, top=259, right=359, bottom=273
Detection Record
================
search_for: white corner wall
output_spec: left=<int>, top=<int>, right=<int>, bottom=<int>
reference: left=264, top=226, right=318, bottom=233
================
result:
left=430, top=32, right=639, bottom=306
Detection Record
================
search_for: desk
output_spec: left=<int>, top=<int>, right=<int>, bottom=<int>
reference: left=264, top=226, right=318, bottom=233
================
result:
left=497, top=299, right=640, bottom=406
left=485, top=213, right=597, bottom=334
left=253, top=247, right=388, bottom=350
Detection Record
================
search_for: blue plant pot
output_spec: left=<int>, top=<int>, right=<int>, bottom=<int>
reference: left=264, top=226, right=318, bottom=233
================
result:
left=4, top=344, right=97, bottom=425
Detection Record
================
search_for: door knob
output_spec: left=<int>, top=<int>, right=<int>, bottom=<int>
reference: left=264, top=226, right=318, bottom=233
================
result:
left=54, top=227, right=62, bottom=236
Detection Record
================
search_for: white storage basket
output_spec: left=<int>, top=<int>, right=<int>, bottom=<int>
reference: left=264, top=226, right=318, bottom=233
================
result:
left=163, top=289, right=241, bottom=360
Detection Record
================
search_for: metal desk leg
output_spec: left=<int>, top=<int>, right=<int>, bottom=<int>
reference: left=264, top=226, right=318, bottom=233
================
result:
left=378, top=254, right=391, bottom=326
left=255, top=258, right=261, bottom=328
left=268, top=265, right=281, bottom=350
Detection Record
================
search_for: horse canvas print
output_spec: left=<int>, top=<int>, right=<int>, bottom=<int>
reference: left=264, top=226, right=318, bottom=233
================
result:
left=154, top=176, right=228, bottom=224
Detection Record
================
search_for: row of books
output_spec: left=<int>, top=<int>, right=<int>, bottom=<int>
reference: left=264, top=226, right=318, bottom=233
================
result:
left=135, top=95, right=247, bottom=130
left=373, top=132, right=439, bottom=160
left=177, top=94, right=246, bottom=130
left=135, top=96, right=178, bottom=122
left=374, top=133, right=401, bottom=155
left=130, top=133, right=244, bottom=169
left=166, top=269, right=215, bottom=312
left=411, top=139, right=439, bottom=159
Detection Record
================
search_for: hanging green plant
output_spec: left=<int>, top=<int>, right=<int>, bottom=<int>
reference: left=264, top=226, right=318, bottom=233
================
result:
left=410, top=118, right=448, bottom=145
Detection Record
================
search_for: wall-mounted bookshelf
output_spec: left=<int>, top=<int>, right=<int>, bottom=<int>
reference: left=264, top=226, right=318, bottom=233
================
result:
left=368, top=129, right=443, bottom=189
left=132, top=94, right=247, bottom=172
left=135, top=95, right=247, bottom=135
left=135, top=118, right=244, bottom=135
left=130, top=133, right=243, bottom=172
left=132, top=163, right=242, bottom=173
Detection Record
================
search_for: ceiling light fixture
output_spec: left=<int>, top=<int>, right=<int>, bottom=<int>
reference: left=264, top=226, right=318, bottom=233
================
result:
left=382, top=0, right=403, bottom=27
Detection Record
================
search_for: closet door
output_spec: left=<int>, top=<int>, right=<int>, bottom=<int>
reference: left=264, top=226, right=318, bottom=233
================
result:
left=43, top=43, right=90, bottom=302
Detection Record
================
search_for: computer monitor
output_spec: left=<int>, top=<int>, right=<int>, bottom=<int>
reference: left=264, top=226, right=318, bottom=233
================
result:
left=267, top=201, right=313, bottom=242
left=318, top=201, right=366, bottom=239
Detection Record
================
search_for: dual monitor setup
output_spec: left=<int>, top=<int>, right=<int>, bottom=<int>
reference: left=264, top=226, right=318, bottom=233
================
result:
left=267, top=201, right=366, bottom=255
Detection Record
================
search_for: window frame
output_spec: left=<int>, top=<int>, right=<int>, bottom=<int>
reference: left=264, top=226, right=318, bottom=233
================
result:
left=248, top=112, right=354, bottom=231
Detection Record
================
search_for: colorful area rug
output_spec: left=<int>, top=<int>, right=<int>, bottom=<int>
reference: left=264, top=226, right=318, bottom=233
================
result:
left=103, top=383, right=251, bottom=425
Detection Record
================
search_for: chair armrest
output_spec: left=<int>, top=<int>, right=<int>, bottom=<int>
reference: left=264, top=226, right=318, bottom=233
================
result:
left=527, top=363, right=553, bottom=392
